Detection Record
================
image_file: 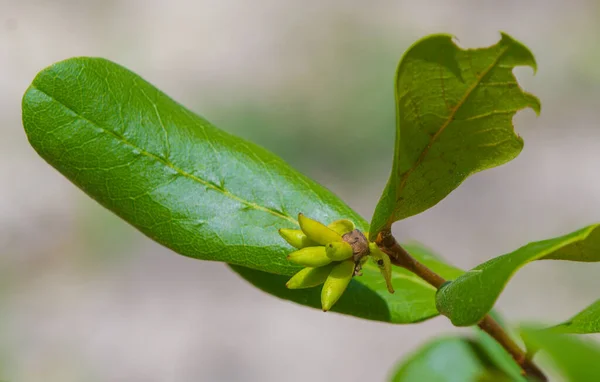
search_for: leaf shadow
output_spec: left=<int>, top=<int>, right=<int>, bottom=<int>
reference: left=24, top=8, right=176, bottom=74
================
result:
left=229, top=264, right=392, bottom=322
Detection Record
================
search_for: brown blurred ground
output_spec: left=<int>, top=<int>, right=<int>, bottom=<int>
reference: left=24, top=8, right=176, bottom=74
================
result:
left=1, top=1, right=599, bottom=381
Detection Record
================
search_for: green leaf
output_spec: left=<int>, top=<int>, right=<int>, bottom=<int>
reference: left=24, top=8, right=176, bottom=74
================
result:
left=390, top=337, right=487, bottom=382
left=437, top=224, right=600, bottom=326
left=521, top=327, right=600, bottom=381
left=22, top=57, right=462, bottom=323
left=475, top=329, right=526, bottom=382
left=231, top=242, right=463, bottom=323
left=389, top=336, right=519, bottom=382
left=552, top=299, right=600, bottom=334
left=370, top=33, right=540, bottom=239
left=22, top=57, right=368, bottom=276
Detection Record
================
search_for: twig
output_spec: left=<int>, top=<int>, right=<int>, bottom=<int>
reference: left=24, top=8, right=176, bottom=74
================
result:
left=376, top=231, right=548, bottom=382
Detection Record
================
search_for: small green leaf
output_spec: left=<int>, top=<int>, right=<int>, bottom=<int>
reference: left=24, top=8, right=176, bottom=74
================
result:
left=552, top=299, right=600, bottom=334
left=370, top=33, right=539, bottom=239
left=521, top=327, right=600, bottom=381
left=437, top=224, right=600, bottom=326
left=22, top=57, right=464, bottom=324
left=389, top=336, right=518, bottom=382
left=22, top=57, right=367, bottom=276
left=390, top=337, right=486, bottom=382
left=232, top=242, right=463, bottom=323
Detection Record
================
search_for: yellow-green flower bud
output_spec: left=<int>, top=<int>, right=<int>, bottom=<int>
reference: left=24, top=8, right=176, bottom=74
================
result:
left=325, top=241, right=354, bottom=261
left=369, top=243, right=394, bottom=293
left=287, top=246, right=332, bottom=267
left=278, top=228, right=318, bottom=249
left=286, top=264, right=334, bottom=289
left=321, top=259, right=355, bottom=311
left=298, top=213, right=342, bottom=245
left=327, top=219, right=355, bottom=236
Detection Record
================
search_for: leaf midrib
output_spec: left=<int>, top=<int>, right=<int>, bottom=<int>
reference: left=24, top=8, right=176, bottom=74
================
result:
left=388, top=44, right=510, bottom=227
left=29, top=84, right=298, bottom=226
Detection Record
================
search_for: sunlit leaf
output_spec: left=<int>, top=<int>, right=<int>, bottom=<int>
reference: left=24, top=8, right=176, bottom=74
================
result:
left=22, top=57, right=462, bottom=323
left=370, top=33, right=539, bottom=239
left=437, top=224, right=600, bottom=326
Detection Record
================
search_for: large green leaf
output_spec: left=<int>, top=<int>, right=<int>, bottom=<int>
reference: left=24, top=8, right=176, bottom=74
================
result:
left=231, top=242, right=463, bottom=323
left=389, top=336, right=518, bottom=382
left=370, top=33, right=540, bottom=239
left=22, top=57, right=363, bottom=276
left=552, top=299, right=600, bottom=334
left=22, top=57, right=461, bottom=323
left=521, top=327, right=600, bottom=381
left=437, top=224, right=600, bottom=326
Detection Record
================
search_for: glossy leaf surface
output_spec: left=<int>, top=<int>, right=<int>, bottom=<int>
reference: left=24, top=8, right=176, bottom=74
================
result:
left=22, top=57, right=462, bottom=323
left=22, top=57, right=369, bottom=276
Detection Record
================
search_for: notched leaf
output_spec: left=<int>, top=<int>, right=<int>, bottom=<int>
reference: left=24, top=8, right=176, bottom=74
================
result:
left=370, top=32, right=540, bottom=239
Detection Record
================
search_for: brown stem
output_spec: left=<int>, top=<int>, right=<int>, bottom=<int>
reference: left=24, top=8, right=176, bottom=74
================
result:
left=376, top=231, right=548, bottom=382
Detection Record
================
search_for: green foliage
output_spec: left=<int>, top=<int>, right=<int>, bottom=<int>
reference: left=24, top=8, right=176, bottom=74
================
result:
left=437, top=224, right=600, bottom=326
left=22, top=32, right=600, bottom=379
left=390, top=337, right=487, bottom=382
left=521, top=327, right=600, bottom=381
left=552, top=299, right=600, bottom=334
left=21, top=56, right=464, bottom=323
left=22, top=57, right=365, bottom=277
left=474, top=329, right=526, bottom=381
left=389, top=335, right=521, bottom=382
left=232, top=243, right=462, bottom=323
left=370, top=33, right=540, bottom=238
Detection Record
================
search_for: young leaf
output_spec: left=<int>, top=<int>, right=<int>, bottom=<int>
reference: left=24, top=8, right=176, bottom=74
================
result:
left=370, top=33, right=540, bottom=239
left=389, top=336, right=515, bottom=382
left=521, top=327, right=600, bottom=381
left=437, top=224, right=600, bottom=326
left=22, top=57, right=463, bottom=324
left=232, top=243, right=464, bottom=323
left=22, top=57, right=368, bottom=276
left=552, top=299, right=600, bottom=334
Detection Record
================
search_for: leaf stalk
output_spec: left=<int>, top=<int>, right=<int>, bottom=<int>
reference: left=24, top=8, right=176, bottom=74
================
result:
left=376, top=231, right=548, bottom=382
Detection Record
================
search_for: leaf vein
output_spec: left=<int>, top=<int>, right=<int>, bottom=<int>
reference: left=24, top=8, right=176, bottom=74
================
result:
left=30, top=85, right=298, bottom=226
left=389, top=45, right=511, bottom=227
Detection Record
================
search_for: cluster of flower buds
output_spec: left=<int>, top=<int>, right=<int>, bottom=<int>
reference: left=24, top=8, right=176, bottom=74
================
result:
left=279, top=213, right=394, bottom=312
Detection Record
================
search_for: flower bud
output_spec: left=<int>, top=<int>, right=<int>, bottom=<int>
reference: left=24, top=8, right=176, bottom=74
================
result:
left=278, top=228, right=318, bottom=249
left=286, top=264, right=334, bottom=289
left=327, top=219, right=355, bottom=236
left=298, top=213, right=342, bottom=245
left=321, top=260, right=355, bottom=311
left=287, top=246, right=332, bottom=267
left=369, top=243, right=394, bottom=293
left=325, top=241, right=354, bottom=261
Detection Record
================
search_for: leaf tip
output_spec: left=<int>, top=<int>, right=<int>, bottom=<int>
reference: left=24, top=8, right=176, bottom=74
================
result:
left=499, top=31, right=538, bottom=74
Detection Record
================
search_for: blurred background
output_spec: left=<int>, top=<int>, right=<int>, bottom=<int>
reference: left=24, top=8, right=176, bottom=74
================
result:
left=1, top=0, right=600, bottom=380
